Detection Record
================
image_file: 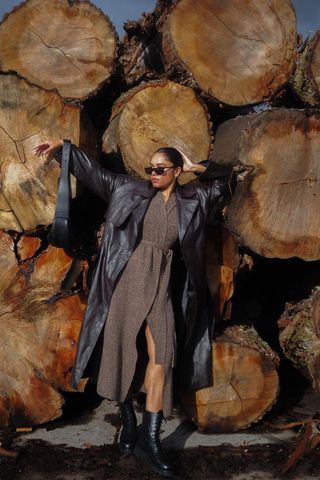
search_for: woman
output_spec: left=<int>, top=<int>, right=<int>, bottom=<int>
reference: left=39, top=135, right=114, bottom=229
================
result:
left=33, top=140, right=233, bottom=478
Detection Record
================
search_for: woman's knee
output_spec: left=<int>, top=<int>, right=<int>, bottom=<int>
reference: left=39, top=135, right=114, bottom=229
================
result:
left=151, top=363, right=165, bottom=378
left=145, top=363, right=165, bottom=388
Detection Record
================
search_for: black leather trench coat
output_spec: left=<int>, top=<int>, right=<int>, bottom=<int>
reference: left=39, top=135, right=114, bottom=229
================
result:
left=58, top=144, right=232, bottom=392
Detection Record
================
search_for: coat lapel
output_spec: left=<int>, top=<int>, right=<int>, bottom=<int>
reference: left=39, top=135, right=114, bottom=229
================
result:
left=104, top=178, right=199, bottom=243
left=175, top=182, right=199, bottom=245
left=104, top=179, right=156, bottom=227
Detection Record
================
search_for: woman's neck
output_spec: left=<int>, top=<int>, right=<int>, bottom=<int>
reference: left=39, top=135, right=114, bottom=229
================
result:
left=159, top=182, right=176, bottom=203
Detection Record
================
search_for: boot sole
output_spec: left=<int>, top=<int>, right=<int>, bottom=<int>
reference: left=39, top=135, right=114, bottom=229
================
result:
left=134, top=444, right=174, bottom=478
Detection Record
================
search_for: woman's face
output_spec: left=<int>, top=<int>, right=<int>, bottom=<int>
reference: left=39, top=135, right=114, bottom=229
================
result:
left=148, top=153, right=181, bottom=190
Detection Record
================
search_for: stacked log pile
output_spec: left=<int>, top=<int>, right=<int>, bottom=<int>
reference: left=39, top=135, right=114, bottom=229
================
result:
left=0, top=0, right=319, bottom=432
left=0, top=0, right=116, bottom=427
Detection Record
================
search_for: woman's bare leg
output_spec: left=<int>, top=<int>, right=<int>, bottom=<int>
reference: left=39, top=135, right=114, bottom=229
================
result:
left=144, top=323, right=165, bottom=412
left=137, top=324, right=173, bottom=475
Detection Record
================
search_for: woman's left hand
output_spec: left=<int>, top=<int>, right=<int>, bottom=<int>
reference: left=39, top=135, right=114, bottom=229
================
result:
left=33, top=140, right=63, bottom=158
left=176, top=149, right=206, bottom=174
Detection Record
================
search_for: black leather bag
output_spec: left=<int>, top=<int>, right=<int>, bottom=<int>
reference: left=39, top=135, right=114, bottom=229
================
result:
left=47, top=139, right=74, bottom=249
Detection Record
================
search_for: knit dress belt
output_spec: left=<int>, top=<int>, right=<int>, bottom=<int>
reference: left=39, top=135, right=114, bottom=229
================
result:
left=139, top=239, right=171, bottom=255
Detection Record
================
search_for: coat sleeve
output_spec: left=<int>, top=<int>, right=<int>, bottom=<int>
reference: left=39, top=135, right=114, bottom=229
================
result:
left=54, top=143, right=130, bottom=203
left=196, top=160, right=236, bottom=226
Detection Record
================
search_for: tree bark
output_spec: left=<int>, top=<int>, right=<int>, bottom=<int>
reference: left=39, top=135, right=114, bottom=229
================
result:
left=278, top=287, right=320, bottom=391
left=212, top=109, right=320, bottom=260
left=0, top=0, right=117, bottom=100
left=180, top=324, right=279, bottom=432
left=102, top=80, right=213, bottom=184
left=0, top=231, right=86, bottom=427
left=292, top=31, right=320, bottom=106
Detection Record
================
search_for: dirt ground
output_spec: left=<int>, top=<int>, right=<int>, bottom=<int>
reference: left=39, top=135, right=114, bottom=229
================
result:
left=0, top=435, right=320, bottom=480
left=1, top=385, right=320, bottom=479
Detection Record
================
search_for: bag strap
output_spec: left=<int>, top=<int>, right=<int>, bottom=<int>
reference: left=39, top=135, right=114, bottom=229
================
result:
left=47, top=139, right=73, bottom=249
left=54, top=139, right=71, bottom=218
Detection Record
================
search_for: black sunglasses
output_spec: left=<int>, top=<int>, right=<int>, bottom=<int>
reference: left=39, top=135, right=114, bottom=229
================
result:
left=144, top=166, right=175, bottom=175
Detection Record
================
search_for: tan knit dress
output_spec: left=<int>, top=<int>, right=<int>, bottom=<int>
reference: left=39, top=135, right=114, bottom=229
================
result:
left=96, top=190, right=179, bottom=418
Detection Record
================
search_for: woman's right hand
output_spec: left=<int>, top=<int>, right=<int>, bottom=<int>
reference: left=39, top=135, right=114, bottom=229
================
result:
left=33, top=139, right=63, bottom=158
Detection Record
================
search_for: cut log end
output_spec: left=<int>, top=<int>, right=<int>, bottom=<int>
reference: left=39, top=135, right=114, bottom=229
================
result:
left=161, top=0, right=296, bottom=106
left=0, top=232, right=86, bottom=427
left=206, top=226, right=240, bottom=321
left=103, top=80, right=212, bottom=184
left=180, top=325, right=279, bottom=432
left=0, top=73, right=99, bottom=232
left=0, top=0, right=117, bottom=100
left=213, top=109, right=320, bottom=260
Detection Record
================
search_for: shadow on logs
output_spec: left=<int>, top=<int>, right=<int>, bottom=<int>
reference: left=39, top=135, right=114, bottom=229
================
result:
left=231, top=254, right=320, bottom=410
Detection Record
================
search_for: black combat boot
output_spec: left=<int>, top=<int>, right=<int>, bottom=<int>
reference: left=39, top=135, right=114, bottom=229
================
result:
left=118, top=398, right=138, bottom=455
left=135, top=410, right=174, bottom=478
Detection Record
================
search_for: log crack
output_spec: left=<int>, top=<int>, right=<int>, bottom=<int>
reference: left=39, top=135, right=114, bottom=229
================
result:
left=29, top=95, right=56, bottom=121
left=210, top=10, right=265, bottom=44
left=0, top=308, right=19, bottom=319
left=30, top=29, right=84, bottom=76
left=15, top=131, right=42, bottom=143
left=229, top=357, right=243, bottom=414
left=0, top=204, right=23, bottom=231
left=0, top=125, right=36, bottom=179
left=230, top=358, right=250, bottom=423
left=278, top=177, right=318, bottom=185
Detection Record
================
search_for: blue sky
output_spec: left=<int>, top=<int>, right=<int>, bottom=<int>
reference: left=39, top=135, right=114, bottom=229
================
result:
left=0, top=0, right=319, bottom=38
left=0, top=0, right=156, bottom=37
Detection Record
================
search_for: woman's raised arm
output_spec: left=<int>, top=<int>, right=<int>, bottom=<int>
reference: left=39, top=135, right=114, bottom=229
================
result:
left=33, top=140, right=129, bottom=203
left=177, top=148, right=235, bottom=225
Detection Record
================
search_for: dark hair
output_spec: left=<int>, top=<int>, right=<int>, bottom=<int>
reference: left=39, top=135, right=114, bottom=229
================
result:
left=153, top=147, right=183, bottom=168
